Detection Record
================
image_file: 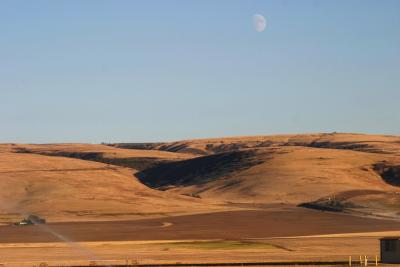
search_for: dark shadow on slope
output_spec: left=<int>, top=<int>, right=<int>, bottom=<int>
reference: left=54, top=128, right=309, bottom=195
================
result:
left=110, top=142, right=208, bottom=155
left=14, top=149, right=173, bottom=171
left=136, top=150, right=268, bottom=189
left=307, top=141, right=387, bottom=154
left=298, top=190, right=386, bottom=212
left=373, top=162, right=400, bottom=186
left=108, top=142, right=164, bottom=150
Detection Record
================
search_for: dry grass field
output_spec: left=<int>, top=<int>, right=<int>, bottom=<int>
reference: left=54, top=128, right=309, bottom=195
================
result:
left=0, top=133, right=400, bottom=266
left=0, top=151, right=218, bottom=223
left=0, top=234, right=395, bottom=267
left=128, top=133, right=400, bottom=218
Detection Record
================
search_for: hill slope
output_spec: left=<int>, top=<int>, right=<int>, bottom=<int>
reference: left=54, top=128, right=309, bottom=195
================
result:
left=1, top=133, right=399, bottom=223
left=129, top=133, right=400, bottom=218
left=0, top=152, right=215, bottom=224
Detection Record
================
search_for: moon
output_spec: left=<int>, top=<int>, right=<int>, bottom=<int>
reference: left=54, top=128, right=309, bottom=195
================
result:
left=253, top=14, right=266, bottom=32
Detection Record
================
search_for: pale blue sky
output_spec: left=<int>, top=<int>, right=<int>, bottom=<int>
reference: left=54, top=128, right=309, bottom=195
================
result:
left=1, top=0, right=399, bottom=143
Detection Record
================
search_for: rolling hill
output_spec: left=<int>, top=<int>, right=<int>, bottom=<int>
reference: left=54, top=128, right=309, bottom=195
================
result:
left=1, top=133, right=399, bottom=223
left=0, top=148, right=216, bottom=224
left=115, top=133, right=400, bottom=218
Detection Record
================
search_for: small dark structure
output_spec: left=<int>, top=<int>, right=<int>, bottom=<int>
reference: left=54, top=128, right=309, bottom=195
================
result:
left=14, top=215, right=46, bottom=226
left=380, top=237, right=400, bottom=263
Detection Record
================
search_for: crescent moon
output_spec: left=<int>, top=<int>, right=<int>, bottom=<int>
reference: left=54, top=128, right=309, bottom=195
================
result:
left=253, top=14, right=267, bottom=32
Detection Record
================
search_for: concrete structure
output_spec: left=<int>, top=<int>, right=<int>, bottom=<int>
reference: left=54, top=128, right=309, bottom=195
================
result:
left=380, top=237, right=400, bottom=263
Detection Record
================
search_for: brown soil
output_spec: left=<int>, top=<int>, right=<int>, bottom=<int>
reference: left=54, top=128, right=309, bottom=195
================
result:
left=1, top=207, right=400, bottom=243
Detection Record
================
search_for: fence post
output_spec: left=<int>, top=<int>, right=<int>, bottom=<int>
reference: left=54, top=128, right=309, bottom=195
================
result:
left=375, top=255, right=378, bottom=266
left=349, top=256, right=352, bottom=266
left=365, top=255, right=368, bottom=266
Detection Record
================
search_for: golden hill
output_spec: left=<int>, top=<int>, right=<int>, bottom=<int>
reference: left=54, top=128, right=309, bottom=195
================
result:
left=125, top=133, right=400, bottom=218
left=0, top=133, right=399, bottom=222
left=0, top=150, right=215, bottom=224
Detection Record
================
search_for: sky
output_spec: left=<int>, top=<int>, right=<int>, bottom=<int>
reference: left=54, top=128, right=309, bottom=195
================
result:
left=1, top=0, right=399, bottom=143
